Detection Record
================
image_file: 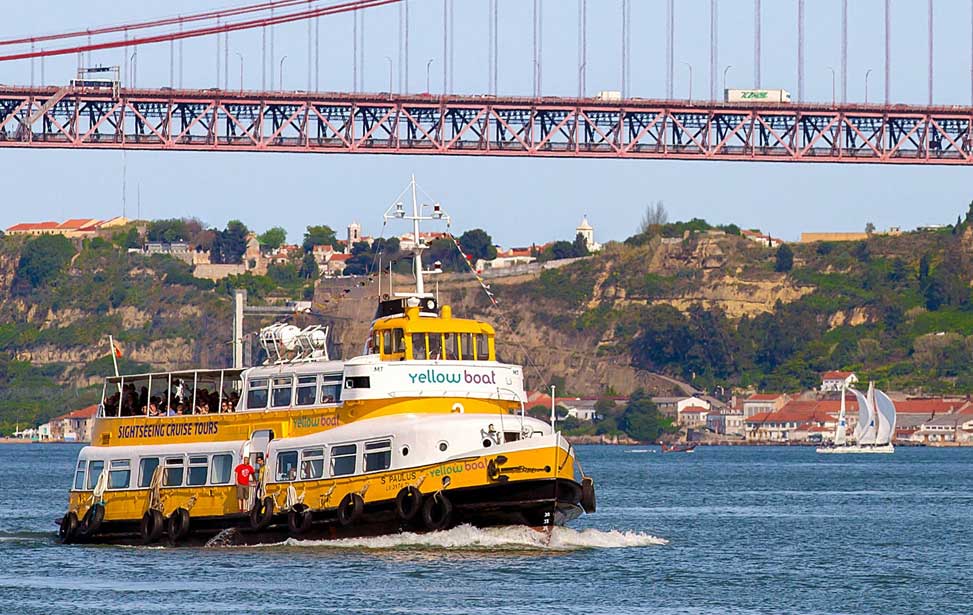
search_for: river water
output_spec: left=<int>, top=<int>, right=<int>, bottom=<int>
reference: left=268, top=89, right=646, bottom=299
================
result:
left=0, top=443, right=970, bottom=614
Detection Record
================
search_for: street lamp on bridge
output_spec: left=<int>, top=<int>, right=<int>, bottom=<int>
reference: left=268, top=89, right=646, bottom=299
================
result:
left=236, top=53, right=244, bottom=93
left=864, top=68, right=873, bottom=104
left=426, top=59, right=435, bottom=93
left=279, top=56, right=287, bottom=90
left=722, top=65, right=733, bottom=96
left=827, top=66, right=836, bottom=106
left=682, top=62, right=693, bottom=103
left=385, top=56, right=394, bottom=98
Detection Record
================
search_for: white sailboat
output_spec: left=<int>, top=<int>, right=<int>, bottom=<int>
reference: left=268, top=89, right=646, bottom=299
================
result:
left=816, top=381, right=895, bottom=454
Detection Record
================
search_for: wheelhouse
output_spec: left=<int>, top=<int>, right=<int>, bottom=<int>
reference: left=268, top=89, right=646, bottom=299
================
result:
left=369, top=302, right=496, bottom=362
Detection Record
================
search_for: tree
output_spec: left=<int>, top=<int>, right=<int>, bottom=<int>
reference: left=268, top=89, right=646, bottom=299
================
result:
left=258, top=227, right=287, bottom=250
left=15, top=235, right=76, bottom=289
left=210, top=220, right=250, bottom=264
left=267, top=262, right=300, bottom=286
left=572, top=233, right=591, bottom=257
left=640, top=201, right=668, bottom=235
left=865, top=222, right=876, bottom=234
left=299, top=253, right=319, bottom=280
left=774, top=244, right=794, bottom=272
left=302, top=225, right=340, bottom=252
left=121, top=227, right=141, bottom=249
left=617, top=390, right=669, bottom=442
left=458, top=229, right=498, bottom=261
left=146, top=218, right=190, bottom=243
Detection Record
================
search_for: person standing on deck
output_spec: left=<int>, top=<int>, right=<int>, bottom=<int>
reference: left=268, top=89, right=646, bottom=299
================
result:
left=234, top=458, right=256, bottom=512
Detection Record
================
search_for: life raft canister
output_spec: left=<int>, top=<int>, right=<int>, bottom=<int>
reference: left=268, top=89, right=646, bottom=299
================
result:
left=78, top=503, right=105, bottom=538
left=581, top=477, right=596, bottom=513
left=394, top=486, right=423, bottom=522
left=58, top=512, right=78, bottom=544
left=287, top=503, right=313, bottom=535
left=167, top=508, right=191, bottom=542
left=140, top=509, right=165, bottom=544
left=250, top=496, right=275, bottom=530
left=337, top=493, right=364, bottom=526
left=422, top=493, right=453, bottom=531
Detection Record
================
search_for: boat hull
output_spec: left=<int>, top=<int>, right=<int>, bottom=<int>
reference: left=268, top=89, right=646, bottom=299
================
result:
left=815, top=444, right=895, bottom=454
left=60, top=477, right=584, bottom=547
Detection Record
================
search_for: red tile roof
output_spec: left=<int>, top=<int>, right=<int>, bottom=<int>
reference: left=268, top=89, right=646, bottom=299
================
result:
left=679, top=405, right=709, bottom=415
left=54, top=404, right=99, bottom=421
left=330, top=253, right=352, bottom=262
left=7, top=221, right=60, bottom=232
left=896, top=399, right=970, bottom=415
left=822, top=370, right=854, bottom=379
left=57, top=218, right=100, bottom=230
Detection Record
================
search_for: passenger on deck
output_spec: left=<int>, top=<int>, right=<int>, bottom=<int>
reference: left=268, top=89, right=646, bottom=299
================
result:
left=147, top=400, right=161, bottom=417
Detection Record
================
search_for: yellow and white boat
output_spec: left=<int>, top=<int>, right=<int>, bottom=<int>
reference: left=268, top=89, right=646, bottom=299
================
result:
left=58, top=180, right=595, bottom=546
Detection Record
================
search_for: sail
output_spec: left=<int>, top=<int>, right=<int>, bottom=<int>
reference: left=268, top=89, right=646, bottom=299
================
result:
left=858, top=383, right=878, bottom=445
left=874, top=389, right=897, bottom=446
left=851, top=388, right=872, bottom=443
left=834, top=393, right=847, bottom=446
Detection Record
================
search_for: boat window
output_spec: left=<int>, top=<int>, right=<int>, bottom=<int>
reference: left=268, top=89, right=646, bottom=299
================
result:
left=87, top=460, right=104, bottom=490
left=460, top=333, right=474, bottom=360
left=295, top=376, right=317, bottom=406
left=187, top=456, right=208, bottom=486
left=475, top=334, right=489, bottom=360
left=320, top=378, right=342, bottom=403
left=138, top=457, right=160, bottom=488
left=211, top=454, right=233, bottom=485
left=363, top=439, right=392, bottom=472
left=371, top=332, right=380, bottom=354
left=428, top=333, right=443, bottom=360
left=108, top=459, right=131, bottom=489
left=330, top=444, right=357, bottom=476
left=412, top=333, right=427, bottom=360
left=277, top=450, right=299, bottom=481
left=391, top=329, right=406, bottom=354
left=247, top=379, right=269, bottom=410
left=163, top=456, right=185, bottom=487
left=381, top=330, right=391, bottom=354
left=271, top=376, right=293, bottom=408
left=73, top=459, right=86, bottom=490
left=301, top=448, right=324, bottom=480
left=444, top=333, right=459, bottom=360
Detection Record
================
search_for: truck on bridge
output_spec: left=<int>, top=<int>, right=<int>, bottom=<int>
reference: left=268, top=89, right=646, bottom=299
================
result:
left=724, top=89, right=791, bottom=103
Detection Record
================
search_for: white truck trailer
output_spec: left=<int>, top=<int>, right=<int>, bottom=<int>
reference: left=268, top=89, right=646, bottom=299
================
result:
left=724, top=89, right=791, bottom=103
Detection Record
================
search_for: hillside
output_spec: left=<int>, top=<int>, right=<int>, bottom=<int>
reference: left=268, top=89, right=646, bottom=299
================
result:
left=4, top=208, right=973, bottom=433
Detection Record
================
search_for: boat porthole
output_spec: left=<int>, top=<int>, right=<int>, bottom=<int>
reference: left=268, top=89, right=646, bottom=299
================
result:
left=483, top=439, right=492, bottom=447
left=438, top=441, right=448, bottom=452
left=442, top=476, right=451, bottom=487
left=401, top=445, right=410, bottom=457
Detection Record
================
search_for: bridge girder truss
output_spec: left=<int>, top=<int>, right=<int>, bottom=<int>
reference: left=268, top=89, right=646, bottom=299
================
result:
left=0, top=87, right=971, bottom=165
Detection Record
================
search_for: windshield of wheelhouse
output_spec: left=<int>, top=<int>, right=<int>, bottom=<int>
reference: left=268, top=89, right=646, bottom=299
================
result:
left=373, top=328, right=493, bottom=361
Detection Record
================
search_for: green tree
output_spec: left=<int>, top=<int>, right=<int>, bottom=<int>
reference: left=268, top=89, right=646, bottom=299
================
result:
left=302, top=225, right=340, bottom=252
left=865, top=222, right=876, bottom=234
left=617, top=390, right=668, bottom=442
left=258, top=226, right=287, bottom=250
left=122, top=227, right=141, bottom=249
left=146, top=218, right=190, bottom=243
left=211, top=220, right=250, bottom=264
left=774, top=244, right=794, bottom=272
left=15, top=235, right=76, bottom=289
left=572, top=233, right=591, bottom=257
left=299, top=253, right=319, bottom=280
left=267, top=262, right=300, bottom=286
left=458, top=229, right=498, bottom=261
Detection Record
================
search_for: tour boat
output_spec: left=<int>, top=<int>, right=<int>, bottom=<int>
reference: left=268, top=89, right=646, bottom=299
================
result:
left=57, top=179, right=595, bottom=546
left=816, top=382, right=896, bottom=454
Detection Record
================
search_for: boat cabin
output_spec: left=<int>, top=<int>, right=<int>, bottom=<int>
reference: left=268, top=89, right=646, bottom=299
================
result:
left=368, top=298, right=496, bottom=362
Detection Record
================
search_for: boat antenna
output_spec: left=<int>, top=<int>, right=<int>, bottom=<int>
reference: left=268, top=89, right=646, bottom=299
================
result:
left=383, top=175, right=450, bottom=298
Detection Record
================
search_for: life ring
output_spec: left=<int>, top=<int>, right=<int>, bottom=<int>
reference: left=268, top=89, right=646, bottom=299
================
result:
left=581, top=477, right=596, bottom=513
left=58, top=512, right=78, bottom=543
left=336, top=493, right=364, bottom=527
left=287, top=504, right=313, bottom=535
left=78, top=503, right=105, bottom=537
left=250, top=496, right=275, bottom=530
left=394, top=487, right=423, bottom=522
left=166, top=507, right=191, bottom=542
left=140, top=509, right=165, bottom=544
left=422, top=493, right=453, bottom=531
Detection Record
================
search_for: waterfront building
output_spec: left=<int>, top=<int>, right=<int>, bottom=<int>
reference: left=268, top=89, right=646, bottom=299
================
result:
left=652, top=396, right=711, bottom=419
left=677, top=406, right=709, bottom=428
left=820, top=371, right=858, bottom=393
left=742, top=393, right=789, bottom=419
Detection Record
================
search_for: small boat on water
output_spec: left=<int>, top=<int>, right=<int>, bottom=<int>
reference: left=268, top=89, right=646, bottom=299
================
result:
left=660, top=442, right=697, bottom=454
left=816, top=382, right=896, bottom=454
left=57, top=178, right=595, bottom=546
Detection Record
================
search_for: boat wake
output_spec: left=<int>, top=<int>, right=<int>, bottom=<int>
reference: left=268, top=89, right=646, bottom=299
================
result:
left=279, top=524, right=667, bottom=551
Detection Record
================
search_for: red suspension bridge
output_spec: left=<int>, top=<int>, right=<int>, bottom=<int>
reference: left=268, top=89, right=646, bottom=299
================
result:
left=2, top=0, right=973, bottom=165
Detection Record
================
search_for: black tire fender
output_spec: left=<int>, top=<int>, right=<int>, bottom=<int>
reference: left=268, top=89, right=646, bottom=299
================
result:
left=78, top=503, right=105, bottom=537
left=167, top=507, right=191, bottom=542
left=336, top=493, right=364, bottom=527
left=58, top=512, right=78, bottom=543
left=140, top=509, right=165, bottom=544
left=422, top=493, right=453, bottom=531
left=287, top=503, right=313, bottom=535
left=394, top=486, right=423, bottom=522
left=250, top=496, right=275, bottom=530
left=581, top=477, right=596, bottom=514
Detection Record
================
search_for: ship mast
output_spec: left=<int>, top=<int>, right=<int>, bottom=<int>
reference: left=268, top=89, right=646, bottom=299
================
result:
left=384, top=175, right=450, bottom=298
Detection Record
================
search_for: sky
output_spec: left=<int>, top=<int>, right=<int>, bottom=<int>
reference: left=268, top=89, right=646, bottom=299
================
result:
left=0, top=0, right=972, bottom=246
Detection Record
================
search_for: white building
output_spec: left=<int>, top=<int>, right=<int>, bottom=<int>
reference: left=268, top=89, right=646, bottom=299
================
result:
left=820, top=371, right=858, bottom=393
left=576, top=216, right=602, bottom=253
left=347, top=222, right=362, bottom=245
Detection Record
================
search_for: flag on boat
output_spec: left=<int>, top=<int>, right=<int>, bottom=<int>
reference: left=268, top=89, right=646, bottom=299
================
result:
left=111, top=340, right=123, bottom=358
